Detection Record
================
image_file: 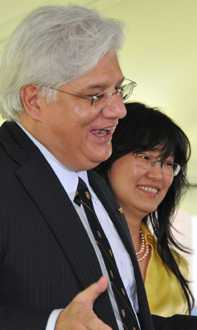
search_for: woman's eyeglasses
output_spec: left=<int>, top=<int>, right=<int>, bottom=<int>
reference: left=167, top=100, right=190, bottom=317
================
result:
left=133, top=152, right=181, bottom=177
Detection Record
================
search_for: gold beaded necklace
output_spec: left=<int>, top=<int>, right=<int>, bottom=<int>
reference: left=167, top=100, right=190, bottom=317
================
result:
left=136, top=229, right=150, bottom=262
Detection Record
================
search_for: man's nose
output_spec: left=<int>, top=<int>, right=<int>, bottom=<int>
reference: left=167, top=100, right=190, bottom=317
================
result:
left=102, top=94, right=127, bottom=119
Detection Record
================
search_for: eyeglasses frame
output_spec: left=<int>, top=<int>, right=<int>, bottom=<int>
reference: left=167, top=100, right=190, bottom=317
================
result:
left=133, top=152, right=181, bottom=177
left=41, top=78, right=137, bottom=107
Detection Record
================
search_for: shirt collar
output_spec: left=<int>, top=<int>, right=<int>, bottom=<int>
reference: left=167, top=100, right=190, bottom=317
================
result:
left=17, top=123, right=88, bottom=196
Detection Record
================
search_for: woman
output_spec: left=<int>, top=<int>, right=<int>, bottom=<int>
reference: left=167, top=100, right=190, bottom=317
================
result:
left=96, top=102, right=194, bottom=316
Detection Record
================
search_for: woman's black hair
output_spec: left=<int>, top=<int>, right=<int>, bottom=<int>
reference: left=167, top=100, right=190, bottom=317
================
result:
left=97, top=102, right=194, bottom=312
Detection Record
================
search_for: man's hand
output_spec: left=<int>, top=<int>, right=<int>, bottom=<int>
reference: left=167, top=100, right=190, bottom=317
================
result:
left=55, top=276, right=112, bottom=330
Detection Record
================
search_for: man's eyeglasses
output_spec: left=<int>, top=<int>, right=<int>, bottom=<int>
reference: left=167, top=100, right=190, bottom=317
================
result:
left=133, top=152, right=181, bottom=177
left=43, top=78, right=137, bottom=108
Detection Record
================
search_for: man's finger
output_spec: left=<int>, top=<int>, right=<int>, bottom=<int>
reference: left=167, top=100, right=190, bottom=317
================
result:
left=74, top=276, right=108, bottom=305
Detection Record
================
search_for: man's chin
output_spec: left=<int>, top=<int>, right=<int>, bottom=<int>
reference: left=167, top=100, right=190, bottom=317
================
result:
left=80, top=144, right=112, bottom=169
left=96, top=147, right=112, bottom=163
left=88, top=154, right=111, bottom=170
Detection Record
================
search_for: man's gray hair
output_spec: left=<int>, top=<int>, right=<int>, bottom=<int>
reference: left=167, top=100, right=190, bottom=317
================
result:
left=0, top=5, right=124, bottom=120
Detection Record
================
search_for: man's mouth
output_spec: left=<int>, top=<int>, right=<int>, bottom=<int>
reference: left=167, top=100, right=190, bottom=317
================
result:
left=90, top=126, right=116, bottom=137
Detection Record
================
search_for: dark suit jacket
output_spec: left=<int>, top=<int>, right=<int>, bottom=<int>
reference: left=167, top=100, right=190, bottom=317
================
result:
left=0, top=121, right=196, bottom=330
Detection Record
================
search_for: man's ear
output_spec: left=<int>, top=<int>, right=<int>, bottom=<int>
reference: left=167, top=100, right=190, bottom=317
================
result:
left=20, top=85, right=42, bottom=120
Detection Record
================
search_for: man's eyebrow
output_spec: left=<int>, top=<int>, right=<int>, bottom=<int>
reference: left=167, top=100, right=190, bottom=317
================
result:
left=83, top=78, right=125, bottom=92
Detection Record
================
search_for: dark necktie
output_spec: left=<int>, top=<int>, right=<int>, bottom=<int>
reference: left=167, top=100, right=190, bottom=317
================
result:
left=74, top=177, right=139, bottom=330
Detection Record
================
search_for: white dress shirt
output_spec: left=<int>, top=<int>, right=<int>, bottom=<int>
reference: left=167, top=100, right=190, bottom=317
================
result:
left=18, top=125, right=140, bottom=330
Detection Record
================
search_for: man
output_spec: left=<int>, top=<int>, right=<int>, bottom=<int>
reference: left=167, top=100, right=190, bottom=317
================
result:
left=0, top=5, right=196, bottom=330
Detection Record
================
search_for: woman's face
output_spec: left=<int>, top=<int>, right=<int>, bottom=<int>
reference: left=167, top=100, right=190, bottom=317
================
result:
left=108, top=149, right=174, bottom=219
